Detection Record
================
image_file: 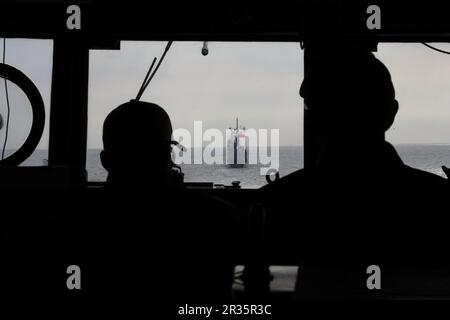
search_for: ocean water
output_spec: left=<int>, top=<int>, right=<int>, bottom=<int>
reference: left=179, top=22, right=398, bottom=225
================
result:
left=85, top=147, right=304, bottom=188
left=18, top=144, right=450, bottom=188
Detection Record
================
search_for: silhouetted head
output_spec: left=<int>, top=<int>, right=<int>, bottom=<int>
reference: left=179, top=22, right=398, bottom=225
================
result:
left=300, top=48, right=398, bottom=160
left=101, top=100, right=173, bottom=187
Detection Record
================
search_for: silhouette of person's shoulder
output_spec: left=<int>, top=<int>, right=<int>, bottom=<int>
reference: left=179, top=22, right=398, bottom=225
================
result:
left=154, top=189, right=237, bottom=303
left=172, top=189, right=237, bottom=249
left=259, top=142, right=448, bottom=198
left=170, top=189, right=238, bottom=254
left=260, top=169, right=308, bottom=194
left=401, top=164, right=447, bottom=189
left=47, top=187, right=237, bottom=233
left=34, top=187, right=237, bottom=305
left=181, top=189, right=237, bottom=216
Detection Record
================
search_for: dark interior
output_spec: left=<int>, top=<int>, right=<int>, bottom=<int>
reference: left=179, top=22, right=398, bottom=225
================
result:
left=1, top=0, right=450, bottom=310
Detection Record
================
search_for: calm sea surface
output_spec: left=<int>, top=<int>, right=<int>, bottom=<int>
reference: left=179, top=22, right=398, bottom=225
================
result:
left=19, top=145, right=450, bottom=188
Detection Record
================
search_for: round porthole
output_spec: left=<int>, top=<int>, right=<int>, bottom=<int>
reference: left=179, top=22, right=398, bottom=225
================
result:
left=0, top=63, right=45, bottom=166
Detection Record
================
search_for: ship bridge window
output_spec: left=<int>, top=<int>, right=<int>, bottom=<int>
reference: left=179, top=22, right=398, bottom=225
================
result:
left=0, top=39, right=52, bottom=167
left=375, top=43, right=450, bottom=177
left=87, top=41, right=304, bottom=188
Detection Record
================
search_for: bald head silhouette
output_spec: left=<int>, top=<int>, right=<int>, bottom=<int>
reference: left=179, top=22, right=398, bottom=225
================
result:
left=300, top=48, right=399, bottom=162
left=101, top=100, right=173, bottom=187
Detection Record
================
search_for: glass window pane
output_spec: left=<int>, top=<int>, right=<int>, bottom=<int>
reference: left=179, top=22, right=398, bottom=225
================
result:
left=376, top=43, right=450, bottom=177
left=88, top=41, right=304, bottom=188
left=0, top=39, right=53, bottom=167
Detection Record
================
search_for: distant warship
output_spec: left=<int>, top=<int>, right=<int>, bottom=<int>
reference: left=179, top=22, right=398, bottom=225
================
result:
left=226, top=118, right=248, bottom=168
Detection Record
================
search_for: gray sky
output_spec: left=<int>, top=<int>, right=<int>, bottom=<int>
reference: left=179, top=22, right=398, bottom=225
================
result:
left=0, top=39, right=52, bottom=157
left=377, top=43, right=450, bottom=144
left=1, top=40, right=450, bottom=156
left=87, top=41, right=304, bottom=148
